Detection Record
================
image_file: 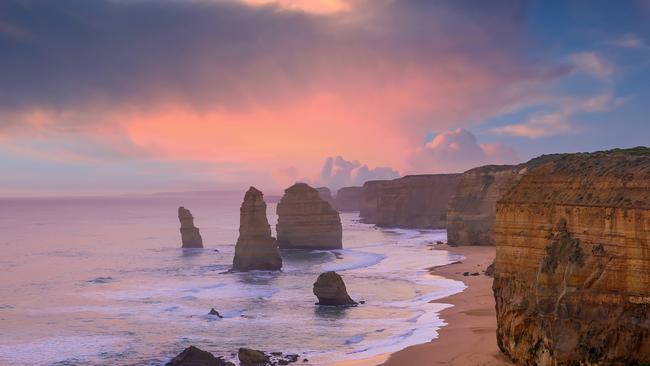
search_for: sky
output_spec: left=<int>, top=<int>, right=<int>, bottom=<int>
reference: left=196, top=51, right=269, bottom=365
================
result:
left=1, top=0, right=649, bottom=196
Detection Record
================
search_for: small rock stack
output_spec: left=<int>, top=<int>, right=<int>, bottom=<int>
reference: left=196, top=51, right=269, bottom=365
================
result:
left=178, top=207, right=203, bottom=248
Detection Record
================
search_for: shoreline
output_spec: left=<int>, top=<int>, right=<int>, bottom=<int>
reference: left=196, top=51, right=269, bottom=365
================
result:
left=335, top=244, right=512, bottom=366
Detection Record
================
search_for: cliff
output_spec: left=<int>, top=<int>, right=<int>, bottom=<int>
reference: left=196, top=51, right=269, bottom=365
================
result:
left=232, top=187, right=282, bottom=271
left=178, top=207, right=203, bottom=248
left=333, top=186, right=363, bottom=212
left=493, top=147, right=650, bottom=365
left=447, top=165, right=523, bottom=246
left=316, top=187, right=335, bottom=207
left=359, top=174, right=461, bottom=229
left=277, top=183, right=342, bottom=250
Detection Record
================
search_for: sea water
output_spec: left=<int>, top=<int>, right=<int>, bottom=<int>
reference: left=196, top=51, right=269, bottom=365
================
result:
left=0, top=193, right=465, bottom=365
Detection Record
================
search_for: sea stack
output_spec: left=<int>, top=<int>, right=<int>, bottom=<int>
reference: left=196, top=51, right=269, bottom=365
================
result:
left=276, top=183, right=342, bottom=250
left=333, top=186, right=363, bottom=212
left=178, top=207, right=203, bottom=248
left=313, top=271, right=357, bottom=306
left=232, top=187, right=282, bottom=271
left=493, top=148, right=650, bottom=365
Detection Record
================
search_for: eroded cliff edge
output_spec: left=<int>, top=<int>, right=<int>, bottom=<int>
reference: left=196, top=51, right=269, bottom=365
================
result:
left=360, top=174, right=461, bottom=229
left=493, top=148, right=650, bottom=365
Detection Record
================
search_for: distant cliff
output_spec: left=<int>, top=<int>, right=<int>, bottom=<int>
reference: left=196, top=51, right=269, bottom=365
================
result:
left=359, top=174, right=461, bottom=229
left=493, top=147, right=650, bottom=365
left=333, top=186, right=363, bottom=212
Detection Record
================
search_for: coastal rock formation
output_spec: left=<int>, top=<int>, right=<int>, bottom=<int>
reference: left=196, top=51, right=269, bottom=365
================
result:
left=333, top=186, right=363, bottom=212
left=493, top=148, right=650, bottom=365
left=359, top=174, right=461, bottom=228
left=232, top=187, right=282, bottom=271
left=166, top=346, right=231, bottom=366
left=313, top=271, right=357, bottom=306
left=316, top=187, right=335, bottom=207
left=276, top=183, right=342, bottom=250
left=447, top=165, right=522, bottom=246
left=178, top=207, right=203, bottom=248
left=238, top=348, right=269, bottom=366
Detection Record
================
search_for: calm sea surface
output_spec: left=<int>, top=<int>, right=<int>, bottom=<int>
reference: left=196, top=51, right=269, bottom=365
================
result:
left=0, top=193, right=464, bottom=365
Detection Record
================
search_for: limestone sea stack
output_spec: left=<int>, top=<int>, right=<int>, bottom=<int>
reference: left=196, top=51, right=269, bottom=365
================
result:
left=333, top=186, right=363, bottom=212
left=493, top=148, right=650, bottom=365
left=232, top=187, right=282, bottom=271
left=316, top=186, right=336, bottom=207
left=313, top=271, right=357, bottom=306
left=360, top=174, right=461, bottom=229
left=178, top=207, right=203, bottom=248
left=276, top=183, right=342, bottom=250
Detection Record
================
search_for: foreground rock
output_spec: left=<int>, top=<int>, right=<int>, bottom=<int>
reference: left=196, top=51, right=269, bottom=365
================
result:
left=360, top=174, right=461, bottom=228
left=166, top=346, right=231, bottom=366
left=238, top=348, right=269, bottom=366
left=313, top=271, right=357, bottom=306
left=493, top=148, right=650, bottom=365
left=277, top=183, right=342, bottom=250
left=178, top=207, right=203, bottom=248
left=333, top=186, right=363, bottom=212
left=232, top=187, right=282, bottom=271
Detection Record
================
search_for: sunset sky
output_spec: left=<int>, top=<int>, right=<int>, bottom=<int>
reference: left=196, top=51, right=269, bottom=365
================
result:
left=1, top=0, right=649, bottom=196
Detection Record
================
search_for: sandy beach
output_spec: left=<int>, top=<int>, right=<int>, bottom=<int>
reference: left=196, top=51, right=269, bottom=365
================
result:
left=336, top=244, right=512, bottom=366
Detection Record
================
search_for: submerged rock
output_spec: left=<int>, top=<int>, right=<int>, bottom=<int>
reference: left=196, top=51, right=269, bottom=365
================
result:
left=493, top=148, right=650, bottom=365
left=313, top=271, right=357, bottom=306
left=277, top=183, right=342, bottom=250
left=208, top=308, right=223, bottom=318
left=166, top=346, right=230, bottom=366
left=238, top=348, right=269, bottom=366
left=178, top=207, right=203, bottom=248
left=232, top=187, right=282, bottom=271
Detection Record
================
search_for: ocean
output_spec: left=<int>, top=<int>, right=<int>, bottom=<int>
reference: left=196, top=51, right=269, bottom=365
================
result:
left=0, top=193, right=465, bottom=365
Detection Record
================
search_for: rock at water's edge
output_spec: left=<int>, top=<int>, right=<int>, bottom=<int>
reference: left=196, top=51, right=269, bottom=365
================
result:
left=166, top=346, right=230, bottom=366
left=178, top=207, right=203, bottom=248
left=238, top=348, right=269, bottom=366
left=313, top=271, right=357, bottom=306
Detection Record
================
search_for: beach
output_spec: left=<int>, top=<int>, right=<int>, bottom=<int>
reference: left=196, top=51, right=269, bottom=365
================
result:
left=337, top=244, right=512, bottom=366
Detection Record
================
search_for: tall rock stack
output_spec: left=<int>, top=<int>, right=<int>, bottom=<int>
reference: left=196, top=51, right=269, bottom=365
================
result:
left=360, top=174, right=461, bottom=229
left=277, top=183, right=343, bottom=250
left=232, top=187, right=282, bottom=271
left=493, top=148, right=650, bottom=365
left=178, top=207, right=203, bottom=248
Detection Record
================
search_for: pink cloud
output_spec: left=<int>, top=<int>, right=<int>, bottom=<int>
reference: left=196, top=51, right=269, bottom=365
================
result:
left=407, top=128, right=519, bottom=174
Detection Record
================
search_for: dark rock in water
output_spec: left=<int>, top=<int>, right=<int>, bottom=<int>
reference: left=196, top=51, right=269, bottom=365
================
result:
left=179, top=207, right=204, bottom=248
left=87, top=276, right=113, bottom=284
left=232, top=187, right=282, bottom=271
left=462, top=272, right=470, bottom=276
left=470, top=272, right=480, bottom=276
left=313, top=271, right=357, bottom=306
left=208, top=308, right=223, bottom=318
left=359, top=300, right=366, bottom=304
left=270, top=352, right=282, bottom=357
left=166, top=346, right=228, bottom=366
left=484, top=260, right=495, bottom=277
left=238, top=347, right=269, bottom=366
left=285, top=354, right=299, bottom=362
left=302, top=359, right=309, bottom=363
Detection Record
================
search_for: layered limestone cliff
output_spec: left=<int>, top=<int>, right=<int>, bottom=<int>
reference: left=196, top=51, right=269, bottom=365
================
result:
left=178, top=207, right=203, bottom=248
left=447, top=165, right=522, bottom=246
left=493, top=148, right=650, bottom=365
left=232, top=187, right=282, bottom=271
left=277, top=183, right=342, bottom=250
left=359, top=174, right=461, bottom=229
left=334, top=186, right=363, bottom=212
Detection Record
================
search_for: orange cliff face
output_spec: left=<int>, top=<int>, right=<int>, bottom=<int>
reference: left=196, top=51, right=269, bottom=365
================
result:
left=493, top=148, right=650, bottom=365
left=359, top=174, right=461, bottom=229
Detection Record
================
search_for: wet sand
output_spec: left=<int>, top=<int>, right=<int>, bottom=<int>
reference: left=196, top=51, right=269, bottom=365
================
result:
left=335, top=244, right=512, bottom=366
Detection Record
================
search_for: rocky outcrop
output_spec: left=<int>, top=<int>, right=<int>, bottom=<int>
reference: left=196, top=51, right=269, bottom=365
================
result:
left=493, top=148, right=650, bottom=365
left=359, top=174, right=461, bottom=229
left=178, top=207, right=203, bottom=248
left=232, top=187, right=282, bottom=271
left=447, top=165, right=523, bottom=246
left=316, top=187, right=335, bottom=207
left=313, top=271, right=357, bottom=306
left=238, top=348, right=269, bottom=366
left=333, top=186, right=363, bottom=212
left=166, top=346, right=231, bottom=366
left=276, top=183, right=342, bottom=250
